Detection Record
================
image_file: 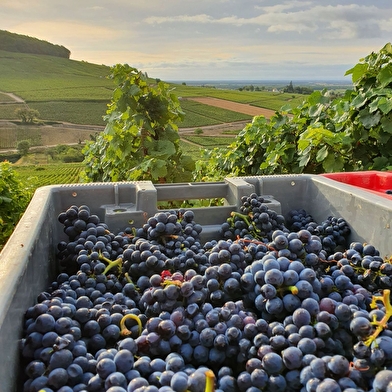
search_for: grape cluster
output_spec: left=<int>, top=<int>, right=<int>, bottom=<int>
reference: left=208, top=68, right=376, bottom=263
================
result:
left=220, top=193, right=288, bottom=242
left=19, top=200, right=392, bottom=392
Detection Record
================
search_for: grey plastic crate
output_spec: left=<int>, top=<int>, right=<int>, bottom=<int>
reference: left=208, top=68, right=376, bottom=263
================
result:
left=1, top=174, right=392, bottom=391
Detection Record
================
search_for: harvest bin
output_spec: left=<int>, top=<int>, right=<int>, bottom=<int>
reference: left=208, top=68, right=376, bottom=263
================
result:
left=1, top=174, right=392, bottom=391
left=321, top=170, right=392, bottom=200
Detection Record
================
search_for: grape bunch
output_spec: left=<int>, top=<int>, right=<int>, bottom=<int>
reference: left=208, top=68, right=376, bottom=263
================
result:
left=286, top=209, right=351, bottom=255
left=57, top=204, right=132, bottom=276
left=19, top=199, right=392, bottom=392
left=220, top=193, right=288, bottom=242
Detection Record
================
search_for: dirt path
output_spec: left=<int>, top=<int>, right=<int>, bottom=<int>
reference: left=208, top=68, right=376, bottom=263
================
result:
left=0, top=91, right=25, bottom=104
left=179, top=96, right=276, bottom=136
left=179, top=120, right=249, bottom=136
left=187, top=97, right=276, bottom=118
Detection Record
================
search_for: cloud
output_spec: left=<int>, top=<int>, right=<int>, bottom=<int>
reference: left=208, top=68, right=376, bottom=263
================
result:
left=257, top=1, right=314, bottom=13
left=143, top=3, right=391, bottom=40
left=7, top=21, right=122, bottom=48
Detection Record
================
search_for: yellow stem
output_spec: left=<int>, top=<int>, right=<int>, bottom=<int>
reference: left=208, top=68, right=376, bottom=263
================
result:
left=364, top=289, right=392, bottom=347
left=100, top=256, right=123, bottom=275
left=277, top=285, right=299, bottom=296
left=124, top=272, right=133, bottom=284
left=120, top=314, right=143, bottom=338
left=204, top=369, right=215, bottom=392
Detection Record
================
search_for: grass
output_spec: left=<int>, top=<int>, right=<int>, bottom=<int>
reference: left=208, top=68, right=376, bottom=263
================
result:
left=0, top=103, right=25, bottom=120
left=0, top=51, right=113, bottom=126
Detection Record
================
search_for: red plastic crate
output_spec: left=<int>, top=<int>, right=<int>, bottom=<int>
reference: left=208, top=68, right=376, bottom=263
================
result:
left=321, top=171, right=392, bottom=199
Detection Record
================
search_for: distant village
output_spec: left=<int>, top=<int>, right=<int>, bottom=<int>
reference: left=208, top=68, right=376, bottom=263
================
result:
left=238, top=81, right=314, bottom=94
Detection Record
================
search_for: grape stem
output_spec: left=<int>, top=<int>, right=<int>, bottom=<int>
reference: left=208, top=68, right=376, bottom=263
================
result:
left=161, top=279, right=183, bottom=287
left=277, top=285, right=299, bottom=296
left=98, top=253, right=123, bottom=276
left=230, top=212, right=262, bottom=237
left=364, top=289, right=392, bottom=347
left=119, top=314, right=143, bottom=337
left=204, top=369, right=215, bottom=392
left=234, top=236, right=276, bottom=251
left=124, top=272, right=133, bottom=284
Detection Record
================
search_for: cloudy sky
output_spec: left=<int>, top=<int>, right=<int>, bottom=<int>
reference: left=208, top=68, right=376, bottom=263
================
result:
left=2, top=0, right=392, bottom=81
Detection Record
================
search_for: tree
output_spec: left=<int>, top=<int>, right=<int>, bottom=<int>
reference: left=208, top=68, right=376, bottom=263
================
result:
left=15, top=108, right=39, bottom=123
left=82, top=64, right=195, bottom=183
left=17, top=140, right=30, bottom=156
left=284, top=81, right=294, bottom=93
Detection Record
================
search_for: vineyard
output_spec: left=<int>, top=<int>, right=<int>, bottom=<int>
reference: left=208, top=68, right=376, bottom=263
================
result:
left=14, top=163, right=85, bottom=188
left=178, top=99, right=251, bottom=128
left=0, top=125, right=101, bottom=150
left=0, top=50, right=318, bottom=127
left=205, top=90, right=305, bottom=111
left=181, top=135, right=236, bottom=147
left=173, top=85, right=307, bottom=110
left=0, top=126, right=42, bottom=148
left=28, top=101, right=109, bottom=126
left=0, top=92, right=15, bottom=102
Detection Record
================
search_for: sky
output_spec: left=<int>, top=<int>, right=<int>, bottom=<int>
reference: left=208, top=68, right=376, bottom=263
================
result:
left=2, top=0, right=392, bottom=82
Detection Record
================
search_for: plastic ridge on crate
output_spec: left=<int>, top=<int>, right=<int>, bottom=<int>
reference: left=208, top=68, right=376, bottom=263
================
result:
left=321, top=170, right=392, bottom=200
left=1, top=174, right=392, bottom=391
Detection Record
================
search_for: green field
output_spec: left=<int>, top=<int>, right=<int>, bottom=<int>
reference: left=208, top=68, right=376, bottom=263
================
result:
left=0, top=51, right=113, bottom=96
left=171, top=84, right=306, bottom=111
left=28, top=101, right=108, bottom=126
left=178, top=100, right=252, bottom=128
left=0, top=50, right=311, bottom=128
left=13, top=162, right=85, bottom=188
left=181, top=135, right=235, bottom=146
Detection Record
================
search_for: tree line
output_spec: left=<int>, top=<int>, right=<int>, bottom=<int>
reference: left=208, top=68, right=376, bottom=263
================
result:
left=283, top=81, right=313, bottom=95
left=0, top=30, right=70, bottom=59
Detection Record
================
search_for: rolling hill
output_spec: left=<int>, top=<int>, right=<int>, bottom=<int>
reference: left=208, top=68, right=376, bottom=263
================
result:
left=0, top=29, right=70, bottom=58
left=0, top=30, right=308, bottom=130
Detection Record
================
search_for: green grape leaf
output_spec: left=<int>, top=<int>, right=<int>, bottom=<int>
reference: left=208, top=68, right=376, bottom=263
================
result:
left=378, top=64, right=392, bottom=88
left=149, top=159, right=168, bottom=179
left=345, top=63, right=368, bottom=84
left=351, top=93, right=368, bottom=109
left=298, top=152, right=311, bottom=168
left=358, top=108, right=381, bottom=128
left=381, top=115, right=392, bottom=134
left=323, top=154, right=344, bottom=172
left=378, top=97, right=392, bottom=114
left=316, top=145, right=328, bottom=162
left=145, top=140, right=176, bottom=159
